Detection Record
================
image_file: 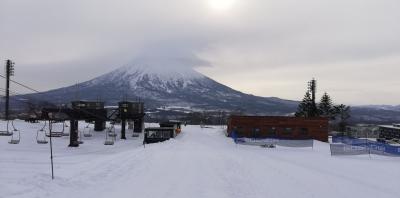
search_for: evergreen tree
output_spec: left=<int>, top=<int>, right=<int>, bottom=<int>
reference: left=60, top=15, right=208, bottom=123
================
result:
left=295, top=91, right=313, bottom=117
left=318, top=92, right=334, bottom=118
left=333, top=104, right=351, bottom=132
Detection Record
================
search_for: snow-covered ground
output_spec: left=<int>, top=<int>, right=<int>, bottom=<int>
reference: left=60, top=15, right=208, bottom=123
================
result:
left=1, top=120, right=400, bottom=198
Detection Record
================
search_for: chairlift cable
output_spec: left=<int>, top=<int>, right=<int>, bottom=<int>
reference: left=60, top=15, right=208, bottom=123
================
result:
left=0, top=74, right=41, bottom=93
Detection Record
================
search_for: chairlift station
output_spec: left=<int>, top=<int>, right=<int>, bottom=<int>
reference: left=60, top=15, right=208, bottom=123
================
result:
left=39, top=100, right=146, bottom=147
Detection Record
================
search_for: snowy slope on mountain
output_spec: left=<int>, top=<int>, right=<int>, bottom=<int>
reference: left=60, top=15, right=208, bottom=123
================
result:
left=23, top=64, right=298, bottom=114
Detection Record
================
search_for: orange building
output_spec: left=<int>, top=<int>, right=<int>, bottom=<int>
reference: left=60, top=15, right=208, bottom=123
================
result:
left=227, top=116, right=329, bottom=142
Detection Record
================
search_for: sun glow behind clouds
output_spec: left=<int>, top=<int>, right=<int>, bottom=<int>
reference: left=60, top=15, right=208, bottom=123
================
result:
left=208, top=0, right=236, bottom=12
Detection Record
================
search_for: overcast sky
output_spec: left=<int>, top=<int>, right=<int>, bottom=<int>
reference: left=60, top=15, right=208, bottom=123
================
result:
left=0, top=0, right=399, bottom=105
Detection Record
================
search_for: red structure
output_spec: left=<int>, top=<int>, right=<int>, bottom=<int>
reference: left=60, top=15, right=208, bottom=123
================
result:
left=227, top=116, right=329, bottom=142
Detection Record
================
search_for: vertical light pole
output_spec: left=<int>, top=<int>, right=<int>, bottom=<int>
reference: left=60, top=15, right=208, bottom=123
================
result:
left=5, top=60, right=14, bottom=120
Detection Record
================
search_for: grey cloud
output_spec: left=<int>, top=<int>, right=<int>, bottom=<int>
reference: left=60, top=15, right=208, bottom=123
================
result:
left=0, top=0, right=399, bottom=104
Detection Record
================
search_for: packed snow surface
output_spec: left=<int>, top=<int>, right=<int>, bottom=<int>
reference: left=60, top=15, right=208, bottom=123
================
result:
left=1, top=120, right=400, bottom=198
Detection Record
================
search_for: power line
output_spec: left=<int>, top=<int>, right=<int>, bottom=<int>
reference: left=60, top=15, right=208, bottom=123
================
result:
left=0, top=74, right=41, bottom=93
left=0, top=73, right=59, bottom=107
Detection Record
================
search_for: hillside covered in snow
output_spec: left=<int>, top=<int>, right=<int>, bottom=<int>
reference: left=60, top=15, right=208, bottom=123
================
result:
left=21, top=63, right=298, bottom=115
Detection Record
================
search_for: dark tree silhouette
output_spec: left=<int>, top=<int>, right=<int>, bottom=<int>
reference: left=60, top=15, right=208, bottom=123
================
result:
left=318, top=92, right=334, bottom=118
left=295, top=91, right=314, bottom=117
left=296, top=79, right=319, bottom=118
left=334, top=104, right=351, bottom=132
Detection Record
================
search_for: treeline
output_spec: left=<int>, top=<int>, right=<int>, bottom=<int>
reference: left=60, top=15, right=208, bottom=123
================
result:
left=295, top=79, right=351, bottom=132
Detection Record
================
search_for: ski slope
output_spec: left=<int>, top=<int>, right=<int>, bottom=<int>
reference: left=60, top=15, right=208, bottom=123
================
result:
left=1, top=120, right=400, bottom=198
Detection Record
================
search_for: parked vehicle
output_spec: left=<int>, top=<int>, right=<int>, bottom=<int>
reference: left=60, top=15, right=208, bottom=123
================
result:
left=144, top=127, right=175, bottom=144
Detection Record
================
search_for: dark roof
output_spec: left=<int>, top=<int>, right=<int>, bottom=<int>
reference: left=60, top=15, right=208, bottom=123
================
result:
left=229, top=115, right=329, bottom=121
left=145, top=127, right=175, bottom=131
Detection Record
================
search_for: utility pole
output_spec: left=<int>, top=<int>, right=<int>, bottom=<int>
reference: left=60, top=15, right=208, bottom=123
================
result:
left=5, top=60, right=15, bottom=120
left=308, top=78, right=317, bottom=117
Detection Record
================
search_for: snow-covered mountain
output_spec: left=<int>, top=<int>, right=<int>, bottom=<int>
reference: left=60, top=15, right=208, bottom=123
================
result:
left=16, top=63, right=400, bottom=123
left=23, top=64, right=298, bottom=114
left=356, top=105, right=400, bottom=112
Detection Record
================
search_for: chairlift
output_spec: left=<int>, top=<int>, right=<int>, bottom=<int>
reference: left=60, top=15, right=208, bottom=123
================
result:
left=0, top=120, right=13, bottom=136
left=104, top=131, right=115, bottom=145
left=77, top=128, right=84, bottom=144
left=104, top=123, right=116, bottom=145
left=36, top=121, right=48, bottom=144
left=46, top=121, right=64, bottom=137
left=62, top=121, right=69, bottom=136
left=8, top=121, right=20, bottom=144
left=107, top=124, right=117, bottom=137
left=83, top=123, right=93, bottom=137
left=104, top=135, right=115, bottom=145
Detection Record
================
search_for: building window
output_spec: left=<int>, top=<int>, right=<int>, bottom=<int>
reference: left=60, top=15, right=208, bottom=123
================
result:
left=283, top=127, right=293, bottom=135
left=267, top=127, right=277, bottom=137
left=236, top=126, right=243, bottom=133
left=253, top=128, right=261, bottom=139
left=300, top=128, right=309, bottom=136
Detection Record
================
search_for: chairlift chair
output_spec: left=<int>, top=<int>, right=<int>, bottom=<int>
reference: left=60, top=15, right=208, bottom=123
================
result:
left=8, top=121, right=20, bottom=144
left=46, top=121, right=64, bottom=137
left=36, top=121, right=48, bottom=144
left=107, top=124, right=117, bottom=138
left=0, top=120, right=13, bottom=136
left=62, top=121, right=69, bottom=136
left=104, top=123, right=116, bottom=145
left=83, top=123, right=93, bottom=137
left=104, top=138, right=114, bottom=145
left=104, top=131, right=115, bottom=145
left=77, top=129, right=84, bottom=144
